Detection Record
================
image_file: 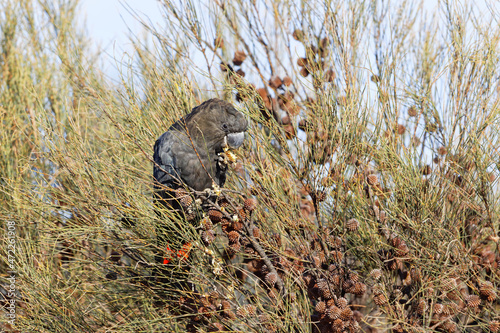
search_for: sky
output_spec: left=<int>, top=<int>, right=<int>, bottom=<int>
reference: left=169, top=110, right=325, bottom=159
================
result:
left=81, top=0, right=498, bottom=78
left=82, top=0, right=165, bottom=80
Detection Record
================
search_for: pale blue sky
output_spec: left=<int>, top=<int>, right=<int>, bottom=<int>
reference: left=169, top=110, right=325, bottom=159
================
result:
left=82, top=0, right=164, bottom=79
left=81, top=0, right=499, bottom=83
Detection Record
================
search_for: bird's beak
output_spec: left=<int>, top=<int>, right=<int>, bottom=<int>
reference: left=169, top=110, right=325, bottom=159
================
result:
left=225, top=132, right=245, bottom=149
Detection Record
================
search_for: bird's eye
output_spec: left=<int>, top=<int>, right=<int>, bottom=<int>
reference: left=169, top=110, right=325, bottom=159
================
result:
left=222, top=123, right=228, bottom=131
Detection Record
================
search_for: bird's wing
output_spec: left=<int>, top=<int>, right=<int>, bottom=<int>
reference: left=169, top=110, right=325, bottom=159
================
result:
left=154, top=129, right=216, bottom=192
left=153, top=130, right=182, bottom=190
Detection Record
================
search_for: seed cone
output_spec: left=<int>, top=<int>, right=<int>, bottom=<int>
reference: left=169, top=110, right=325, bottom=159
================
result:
left=315, top=301, right=326, bottom=314
left=214, top=36, right=224, bottom=49
left=233, top=50, right=247, bottom=65
left=269, top=76, right=283, bottom=89
left=346, top=218, right=360, bottom=232
left=244, top=198, right=257, bottom=212
left=209, top=209, right=223, bottom=223
left=465, top=294, right=480, bottom=308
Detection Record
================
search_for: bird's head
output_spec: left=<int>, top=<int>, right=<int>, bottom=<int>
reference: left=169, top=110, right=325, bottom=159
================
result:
left=184, top=98, right=248, bottom=153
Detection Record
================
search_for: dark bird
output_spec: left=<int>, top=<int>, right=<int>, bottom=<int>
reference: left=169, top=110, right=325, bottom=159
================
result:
left=152, top=98, right=247, bottom=291
left=153, top=98, right=248, bottom=204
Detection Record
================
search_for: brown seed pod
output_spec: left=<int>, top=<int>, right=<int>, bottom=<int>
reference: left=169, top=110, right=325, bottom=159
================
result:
left=283, top=76, right=293, bottom=86
left=370, top=269, right=382, bottom=280
left=425, top=123, right=438, bottom=133
left=220, top=62, right=231, bottom=72
left=438, top=146, right=447, bottom=155
left=421, top=164, right=432, bottom=176
left=388, top=258, right=401, bottom=271
left=340, top=307, right=353, bottom=321
left=236, top=69, right=245, bottom=77
left=300, top=66, right=309, bottom=77
left=247, top=259, right=262, bottom=273
left=479, top=280, right=494, bottom=292
left=237, top=208, right=246, bottom=221
left=176, top=191, right=193, bottom=208
left=283, top=101, right=300, bottom=116
left=442, top=278, right=457, bottom=291
left=218, top=196, right=230, bottom=207
left=326, top=236, right=342, bottom=249
left=232, top=220, right=244, bottom=231
left=408, top=106, right=418, bottom=117
left=228, top=230, right=240, bottom=243
left=442, top=321, right=456, bottom=333
left=214, top=36, right=224, bottom=49
left=326, top=306, right=341, bottom=320
left=283, top=123, right=296, bottom=140
left=221, top=300, right=231, bottom=310
left=490, top=321, right=500, bottom=333
left=292, top=29, right=304, bottom=41
left=351, top=282, right=367, bottom=296
left=396, top=242, right=409, bottom=257
left=201, top=217, right=213, bottom=231
left=392, top=324, right=404, bottom=333
left=319, top=283, right=332, bottom=299
left=201, top=230, right=216, bottom=245
left=265, top=272, right=278, bottom=286
left=317, top=278, right=329, bottom=292
left=256, top=87, right=272, bottom=109
left=269, top=76, right=283, bottom=89
left=316, top=190, right=327, bottom=202
left=175, top=187, right=187, bottom=198
left=229, top=241, right=241, bottom=252
left=346, top=218, right=360, bottom=232
left=281, top=114, right=291, bottom=125
left=297, top=57, right=308, bottom=67
left=416, top=299, right=427, bottom=315
left=371, top=75, right=381, bottom=83
left=326, top=299, right=336, bottom=308
left=211, top=322, right=224, bottom=331
left=261, top=264, right=270, bottom=275
left=488, top=172, right=496, bottom=182
left=397, top=124, right=406, bottom=135
left=208, top=209, right=223, bottom=223
left=330, top=250, right=343, bottom=262
left=366, top=174, right=379, bottom=186
left=325, top=68, right=335, bottom=82
left=242, top=197, right=257, bottom=212
left=200, top=296, right=212, bottom=308
left=342, top=279, right=354, bottom=293
left=268, top=287, right=278, bottom=299
left=485, top=290, right=497, bottom=302
left=328, top=272, right=341, bottom=287
left=442, top=303, right=459, bottom=316
left=232, top=50, right=247, bottom=66
left=236, top=304, right=256, bottom=318
left=336, top=297, right=348, bottom=309
left=433, top=303, right=444, bottom=315
left=185, top=210, right=197, bottom=222
left=349, top=272, right=359, bottom=282
left=315, top=301, right=327, bottom=314
left=373, top=293, right=387, bottom=306
left=298, top=118, right=311, bottom=132
left=319, top=37, right=329, bottom=50
left=331, top=318, right=344, bottom=332
left=465, top=294, right=481, bottom=308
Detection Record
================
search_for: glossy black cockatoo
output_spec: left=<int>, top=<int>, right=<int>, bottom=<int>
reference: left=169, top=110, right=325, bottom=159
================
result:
left=152, top=98, right=247, bottom=287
